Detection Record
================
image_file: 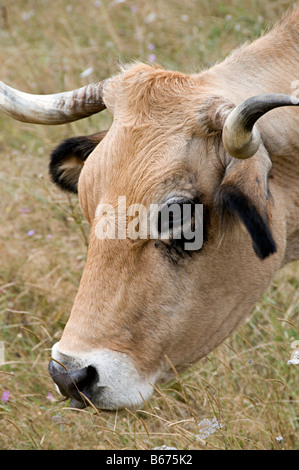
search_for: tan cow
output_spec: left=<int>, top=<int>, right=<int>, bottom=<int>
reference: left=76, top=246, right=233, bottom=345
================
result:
left=1, top=9, right=298, bottom=409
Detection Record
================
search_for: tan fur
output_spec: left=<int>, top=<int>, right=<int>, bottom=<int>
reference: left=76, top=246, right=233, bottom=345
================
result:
left=58, top=156, right=84, bottom=187
left=57, top=9, right=299, bottom=380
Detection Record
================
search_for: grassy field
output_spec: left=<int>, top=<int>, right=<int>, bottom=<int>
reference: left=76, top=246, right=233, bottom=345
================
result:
left=0, top=0, right=298, bottom=450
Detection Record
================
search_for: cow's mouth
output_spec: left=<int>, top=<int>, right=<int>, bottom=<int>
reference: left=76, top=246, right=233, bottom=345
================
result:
left=49, top=343, right=158, bottom=410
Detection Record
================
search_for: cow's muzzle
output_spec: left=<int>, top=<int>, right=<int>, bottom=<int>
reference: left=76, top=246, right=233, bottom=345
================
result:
left=49, top=359, right=98, bottom=408
left=49, top=343, right=157, bottom=410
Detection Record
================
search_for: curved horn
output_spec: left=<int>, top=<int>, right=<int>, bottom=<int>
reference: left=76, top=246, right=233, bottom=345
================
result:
left=222, top=93, right=299, bottom=159
left=0, top=81, right=107, bottom=125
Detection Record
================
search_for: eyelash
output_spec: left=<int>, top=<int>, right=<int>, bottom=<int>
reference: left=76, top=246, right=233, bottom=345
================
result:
left=156, top=199, right=198, bottom=257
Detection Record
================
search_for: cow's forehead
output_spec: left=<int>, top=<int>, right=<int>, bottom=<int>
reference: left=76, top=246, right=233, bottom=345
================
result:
left=79, top=63, right=220, bottom=217
left=103, top=62, right=206, bottom=124
left=80, top=124, right=200, bottom=212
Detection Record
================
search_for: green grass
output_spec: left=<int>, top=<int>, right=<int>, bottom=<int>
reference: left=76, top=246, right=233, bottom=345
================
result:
left=0, top=0, right=298, bottom=450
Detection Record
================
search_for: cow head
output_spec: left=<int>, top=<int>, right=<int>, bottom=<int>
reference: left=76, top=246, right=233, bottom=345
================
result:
left=1, top=63, right=298, bottom=409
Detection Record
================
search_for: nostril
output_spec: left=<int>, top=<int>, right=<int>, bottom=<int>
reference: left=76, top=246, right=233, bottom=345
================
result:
left=75, top=365, right=97, bottom=398
left=49, top=360, right=98, bottom=404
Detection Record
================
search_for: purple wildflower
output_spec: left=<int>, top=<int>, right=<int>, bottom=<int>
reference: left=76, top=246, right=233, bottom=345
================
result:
left=1, top=390, right=10, bottom=403
left=27, top=230, right=36, bottom=237
left=148, top=54, right=156, bottom=63
left=20, top=207, right=31, bottom=214
left=47, top=392, right=55, bottom=402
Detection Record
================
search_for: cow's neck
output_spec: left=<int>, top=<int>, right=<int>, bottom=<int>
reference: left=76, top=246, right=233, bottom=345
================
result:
left=204, top=9, right=299, bottom=99
left=195, top=11, right=299, bottom=265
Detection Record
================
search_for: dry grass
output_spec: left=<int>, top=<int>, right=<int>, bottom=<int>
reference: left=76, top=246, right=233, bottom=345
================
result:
left=0, top=0, right=298, bottom=450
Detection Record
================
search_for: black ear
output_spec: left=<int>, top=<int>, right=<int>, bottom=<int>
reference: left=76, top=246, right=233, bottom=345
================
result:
left=49, top=131, right=107, bottom=193
left=215, top=184, right=276, bottom=260
left=214, top=150, right=277, bottom=260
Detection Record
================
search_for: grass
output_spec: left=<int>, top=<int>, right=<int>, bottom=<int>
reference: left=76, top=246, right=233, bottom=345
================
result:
left=0, top=0, right=298, bottom=450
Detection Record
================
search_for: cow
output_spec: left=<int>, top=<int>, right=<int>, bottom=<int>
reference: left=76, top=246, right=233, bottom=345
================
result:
left=0, top=8, right=298, bottom=410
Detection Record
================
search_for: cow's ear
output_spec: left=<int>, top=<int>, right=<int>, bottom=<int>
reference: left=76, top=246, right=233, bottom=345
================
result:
left=49, top=131, right=107, bottom=193
left=214, top=148, right=277, bottom=260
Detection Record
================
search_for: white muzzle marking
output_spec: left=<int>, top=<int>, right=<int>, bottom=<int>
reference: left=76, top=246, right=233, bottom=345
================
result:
left=51, top=342, right=157, bottom=410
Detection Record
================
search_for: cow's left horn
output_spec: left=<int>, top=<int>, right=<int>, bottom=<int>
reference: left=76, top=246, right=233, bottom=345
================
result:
left=0, top=81, right=107, bottom=125
left=222, top=93, right=299, bottom=159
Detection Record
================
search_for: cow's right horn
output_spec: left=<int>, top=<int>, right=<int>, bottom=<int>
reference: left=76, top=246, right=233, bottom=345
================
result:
left=0, top=80, right=107, bottom=125
left=222, top=93, right=299, bottom=159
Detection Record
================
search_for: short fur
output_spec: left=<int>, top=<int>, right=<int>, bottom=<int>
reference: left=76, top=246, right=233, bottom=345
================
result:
left=26, top=8, right=299, bottom=408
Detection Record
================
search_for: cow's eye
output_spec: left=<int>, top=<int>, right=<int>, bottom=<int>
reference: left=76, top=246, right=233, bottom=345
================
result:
left=158, top=201, right=192, bottom=235
left=152, top=196, right=204, bottom=259
left=157, top=198, right=196, bottom=241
